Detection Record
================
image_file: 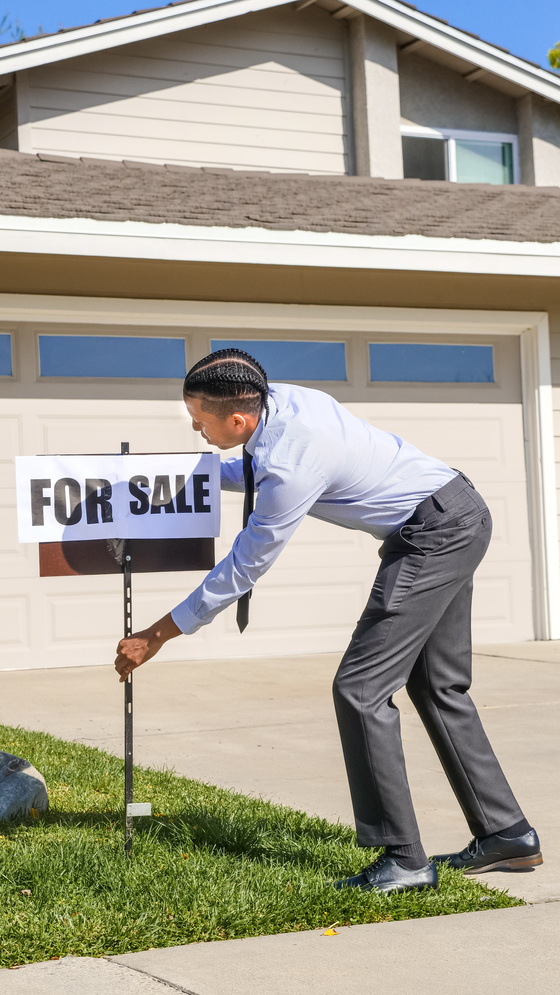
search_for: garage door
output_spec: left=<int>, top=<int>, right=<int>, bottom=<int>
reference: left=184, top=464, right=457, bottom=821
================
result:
left=0, top=325, right=533, bottom=671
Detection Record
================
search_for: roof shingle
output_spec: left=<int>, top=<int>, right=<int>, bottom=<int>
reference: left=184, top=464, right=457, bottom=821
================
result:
left=0, top=150, right=559, bottom=244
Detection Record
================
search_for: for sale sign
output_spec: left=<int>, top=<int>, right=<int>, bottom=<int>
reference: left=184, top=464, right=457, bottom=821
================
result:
left=16, top=453, right=220, bottom=542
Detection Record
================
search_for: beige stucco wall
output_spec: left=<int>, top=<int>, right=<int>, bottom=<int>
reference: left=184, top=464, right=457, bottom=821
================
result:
left=399, top=52, right=518, bottom=134
left=530, top=96, right=560, bottom=187
left=515, top=94, right=560, bottom=188
left=349, top=16, right=403, bottom=178
left=21, top=7, right=350, bottom=174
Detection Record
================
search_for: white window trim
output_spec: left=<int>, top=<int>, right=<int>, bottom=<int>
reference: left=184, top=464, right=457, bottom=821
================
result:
left=400, top=126, right=520, bottom=184
left=1, top=295, right=558, bottom=641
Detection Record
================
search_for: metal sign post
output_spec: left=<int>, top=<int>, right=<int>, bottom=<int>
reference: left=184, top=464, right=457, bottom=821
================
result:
left=121, top=442, right=152, bottom=856
left=122, top=441, right=134, bottom=857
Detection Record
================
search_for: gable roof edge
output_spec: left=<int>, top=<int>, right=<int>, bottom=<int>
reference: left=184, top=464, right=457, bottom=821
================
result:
left=0, top=0, right=559, bottom=106
left=0, top=0, right=286, bottom=74
left=352, top=0, right=560, bottom=105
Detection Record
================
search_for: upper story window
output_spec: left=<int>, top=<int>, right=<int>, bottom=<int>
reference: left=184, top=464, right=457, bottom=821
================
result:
left=401, top=127, right=518, bottom=185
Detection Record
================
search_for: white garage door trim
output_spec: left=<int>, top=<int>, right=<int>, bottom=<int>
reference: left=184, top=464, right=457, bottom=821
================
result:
left=1, top=294, right=558, bottom=639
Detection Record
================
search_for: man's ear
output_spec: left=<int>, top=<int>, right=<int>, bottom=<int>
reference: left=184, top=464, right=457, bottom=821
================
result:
left=231, top=413, right=248, bottom=431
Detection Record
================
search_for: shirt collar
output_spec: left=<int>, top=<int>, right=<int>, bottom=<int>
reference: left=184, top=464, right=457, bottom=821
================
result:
left=245, top=392, right=277, bottom=457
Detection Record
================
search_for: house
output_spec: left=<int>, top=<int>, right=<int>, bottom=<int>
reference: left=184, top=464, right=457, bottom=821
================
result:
left=1, top=0, right=560, bottom=671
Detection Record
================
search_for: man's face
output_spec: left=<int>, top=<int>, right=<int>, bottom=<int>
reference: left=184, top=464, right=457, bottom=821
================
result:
left=184, top=396, right=255, bottom=450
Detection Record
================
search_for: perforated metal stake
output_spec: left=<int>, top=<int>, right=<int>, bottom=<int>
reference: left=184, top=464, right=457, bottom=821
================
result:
left=122, top=441, right=134, bottom=857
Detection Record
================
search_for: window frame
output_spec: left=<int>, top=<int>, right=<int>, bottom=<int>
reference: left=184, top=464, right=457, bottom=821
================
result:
left=400, top=125, right=520, bottom=185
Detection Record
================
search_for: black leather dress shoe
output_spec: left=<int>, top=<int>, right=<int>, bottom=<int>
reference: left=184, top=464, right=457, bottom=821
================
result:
left=432, top=829, right=542, bottom=874
left=333, top=854, right=438, bottom=894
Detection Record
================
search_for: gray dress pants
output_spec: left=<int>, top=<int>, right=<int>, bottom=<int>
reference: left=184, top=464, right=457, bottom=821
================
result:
left=333, top=472, right=524, bottom=847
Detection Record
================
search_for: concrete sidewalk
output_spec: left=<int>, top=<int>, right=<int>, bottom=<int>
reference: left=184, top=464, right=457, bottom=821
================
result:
left=0, top=642, right=559, bottom=993
left=2, top=903, right=559, bottom=995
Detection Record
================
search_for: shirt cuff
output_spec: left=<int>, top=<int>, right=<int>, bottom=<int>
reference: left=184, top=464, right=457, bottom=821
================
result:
left=170, top=600, right=201, bottom=635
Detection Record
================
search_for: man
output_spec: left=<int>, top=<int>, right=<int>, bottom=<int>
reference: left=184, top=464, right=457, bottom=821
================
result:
left=115, top=348, right=541, bottom=893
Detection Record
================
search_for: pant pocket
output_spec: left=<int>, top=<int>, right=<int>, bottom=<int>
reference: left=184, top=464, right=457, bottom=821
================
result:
left=368, top=540, right=426, bottom=615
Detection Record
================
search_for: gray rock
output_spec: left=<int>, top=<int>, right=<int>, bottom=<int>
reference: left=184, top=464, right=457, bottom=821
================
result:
left=0, top=750, right=48, bottom=820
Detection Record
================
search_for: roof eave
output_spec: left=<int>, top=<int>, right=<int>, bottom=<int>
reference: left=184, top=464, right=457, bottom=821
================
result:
left=1, top=214, right=560, bottom=279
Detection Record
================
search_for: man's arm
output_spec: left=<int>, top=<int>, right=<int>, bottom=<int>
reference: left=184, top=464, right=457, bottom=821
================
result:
left=220, top=454, right=245, bottom=492
left=170, top=461, right=327, bottom=634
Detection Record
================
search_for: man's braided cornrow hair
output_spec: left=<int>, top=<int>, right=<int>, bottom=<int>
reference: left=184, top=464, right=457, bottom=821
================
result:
left=183, top=348, right=269, bottom=421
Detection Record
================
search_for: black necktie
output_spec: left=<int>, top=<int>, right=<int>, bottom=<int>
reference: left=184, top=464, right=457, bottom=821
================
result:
left=236, top=447, right=254, bottom=633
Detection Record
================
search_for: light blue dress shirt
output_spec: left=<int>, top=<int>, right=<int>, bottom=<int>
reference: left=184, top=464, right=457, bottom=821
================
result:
left=171, top=383, right=456, bottom=634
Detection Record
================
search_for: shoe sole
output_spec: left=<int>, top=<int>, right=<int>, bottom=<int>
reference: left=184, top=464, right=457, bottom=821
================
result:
left=366, top=882, right=438, bottom=894
left=463, top=851, right=543, bottom=874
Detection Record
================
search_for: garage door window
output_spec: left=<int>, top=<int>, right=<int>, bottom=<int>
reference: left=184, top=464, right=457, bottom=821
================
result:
left=0, top=333, right=12, bottom=375
left=369, top=343, right=494, bottom=383
left=39, top=336, right=187, bottom=379
left=211, top=340, right=347, bottom=381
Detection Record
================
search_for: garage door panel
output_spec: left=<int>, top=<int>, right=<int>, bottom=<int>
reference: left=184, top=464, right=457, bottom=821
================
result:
left=472, top=570, right=533, bottom=643
left=223, top=579, right=365, bottom=635
left=35, top=400, right=194, bottom=456
left=0, top=415, right=23, bottom=494
left=25, top=572, right=217, bottom=665
left=0, top=502, right=38, bottom=577
left=480, top=484, right=532, bottom=561
left=47, top=591, right=122, bottom=644
left=0, top=595, right=30, bottom=650
left=349, top=403, right=527, bottom=483
left=38, top=414, right=193, bottom=456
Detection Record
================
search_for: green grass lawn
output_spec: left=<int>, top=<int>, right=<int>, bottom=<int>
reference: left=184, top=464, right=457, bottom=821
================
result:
left=0, top=724, right=523, bottom=968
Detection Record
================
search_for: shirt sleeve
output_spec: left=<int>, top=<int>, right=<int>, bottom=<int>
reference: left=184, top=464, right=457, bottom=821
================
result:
left=220, top=455, right=245, bottom=493
left=170, top=460, right=327, bottom=634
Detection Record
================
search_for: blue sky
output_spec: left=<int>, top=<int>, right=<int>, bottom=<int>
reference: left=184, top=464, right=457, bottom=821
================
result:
left=0, top=0, right=558, bottom=70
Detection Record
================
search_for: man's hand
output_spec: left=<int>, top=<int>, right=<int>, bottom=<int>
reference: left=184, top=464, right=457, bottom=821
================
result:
left=114, top=612, right=181, bottom=682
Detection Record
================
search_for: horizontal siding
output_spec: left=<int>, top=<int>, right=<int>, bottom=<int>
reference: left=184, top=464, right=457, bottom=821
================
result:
left=31, top=110, right=344, bottom=154
left=31, top=78, right=342, bottom=117
left=31, top=88, right=344, bottom=133
left=0, top=86, right=17, bottom=150
left=26, top=7, right=350, bottom=174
